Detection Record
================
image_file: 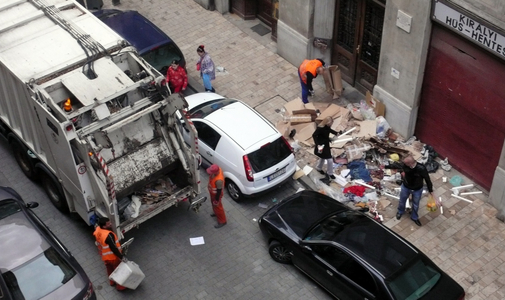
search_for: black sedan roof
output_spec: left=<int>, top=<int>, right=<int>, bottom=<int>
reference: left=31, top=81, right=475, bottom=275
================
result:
left=262, top=190, right=419, bottom=277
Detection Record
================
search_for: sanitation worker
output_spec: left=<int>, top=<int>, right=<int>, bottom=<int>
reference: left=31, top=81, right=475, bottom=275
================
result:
left=207, top=164, right=227, bottom=228
left=93, top=217, right=127, bottom=290
left=298, top=58, right=325, bottom=103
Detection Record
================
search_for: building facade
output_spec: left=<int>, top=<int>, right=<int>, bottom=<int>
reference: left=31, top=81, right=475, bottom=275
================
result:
left=197, top=0, right=505, bottom=216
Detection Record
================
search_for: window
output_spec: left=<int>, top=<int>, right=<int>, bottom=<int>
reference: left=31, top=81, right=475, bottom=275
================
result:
left=313, top=244, right=378, bottom=296
left=0, top=200, right=21, bottom=220
left=247, top=137, right=292, bottom=172
left=387, top=259, right=441, bottom=300
left=193, top=121, right=221, bottom=150
left=143, top=42, right=185, bottom=73
left=189, top=99, right=237, bottom=119
left=2, top=247, right=76, bottom=300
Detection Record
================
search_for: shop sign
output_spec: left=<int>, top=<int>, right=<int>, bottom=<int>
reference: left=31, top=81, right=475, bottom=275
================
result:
left=433, top=0, right=505, bottom=59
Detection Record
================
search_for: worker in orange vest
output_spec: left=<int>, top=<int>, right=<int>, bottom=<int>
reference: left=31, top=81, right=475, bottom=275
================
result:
left=207, top=164, right=227, bottom=228
left=93, top=217, right=127, bottom=290
left=298, top=59, right=325, bottom=104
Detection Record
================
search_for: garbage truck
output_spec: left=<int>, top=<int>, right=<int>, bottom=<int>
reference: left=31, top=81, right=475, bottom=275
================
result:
left=0, top=0, right=205, bottom=239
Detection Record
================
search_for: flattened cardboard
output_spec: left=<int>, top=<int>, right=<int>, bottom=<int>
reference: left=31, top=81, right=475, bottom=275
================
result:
left=366, top=91, right=386, bottom=117
left=295, top=122, right=317, bottom=144
left=283, top=98, right=305, bottom=115
left=353, top=120, right=377, bottom=138
left=276, top=121, right=290, bottom=138
left=316, top=104, right=341, bottom=123
left=322, top=67, right=333, bottom=95
left=311, top=102, right=329, bottom=112
left=328, top=65, right=343, bottom=98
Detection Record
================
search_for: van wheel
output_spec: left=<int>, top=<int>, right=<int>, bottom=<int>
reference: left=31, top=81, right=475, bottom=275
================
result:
left=42, top=175, right=69, bottom=213
left=226, top=180, right=243, bottom=202
left=11, top=140, right=36, bottom=179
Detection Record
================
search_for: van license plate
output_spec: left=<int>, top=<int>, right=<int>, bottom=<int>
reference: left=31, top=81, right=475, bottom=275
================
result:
left=268, top=168, right=286, bottom=182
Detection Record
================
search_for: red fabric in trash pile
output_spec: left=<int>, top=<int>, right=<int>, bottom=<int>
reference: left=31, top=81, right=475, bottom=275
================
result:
left=343, top=186, right=366, bottom=197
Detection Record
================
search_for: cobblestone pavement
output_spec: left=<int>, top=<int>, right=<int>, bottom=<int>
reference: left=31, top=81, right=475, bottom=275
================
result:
left=100, top=1, right=505, bottom=298
left=1, top=0, right=504, bottom=299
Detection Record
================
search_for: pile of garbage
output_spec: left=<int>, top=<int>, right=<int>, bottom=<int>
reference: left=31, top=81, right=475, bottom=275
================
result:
left=118, top=178, right=180, bottom=222
left=279, top=96, right=451, bottom=223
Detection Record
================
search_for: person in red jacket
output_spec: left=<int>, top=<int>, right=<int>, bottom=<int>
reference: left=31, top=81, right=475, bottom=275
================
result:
left=298, top=59, right=325, bottom=103
left=166, top=59, right=188, bottom=93
left=207, top=164, right=227, bottom=228
left=93, top=217, right=127, bottom=290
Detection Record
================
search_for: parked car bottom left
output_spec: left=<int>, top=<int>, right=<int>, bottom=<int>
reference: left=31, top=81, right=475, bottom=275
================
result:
left=0, top=186, right=96, bottom=300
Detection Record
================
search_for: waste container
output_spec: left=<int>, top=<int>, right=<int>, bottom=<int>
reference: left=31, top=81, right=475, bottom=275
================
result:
left=76, top=0, right=103, bottom=10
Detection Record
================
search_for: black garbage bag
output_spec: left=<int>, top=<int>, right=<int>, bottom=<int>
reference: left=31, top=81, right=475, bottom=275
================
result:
left=425, top=159, right=439, bottom=173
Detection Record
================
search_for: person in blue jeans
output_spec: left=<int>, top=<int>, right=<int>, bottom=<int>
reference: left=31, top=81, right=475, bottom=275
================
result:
left=196, top=45, right=216, bottom=92
left=386, top=155, right=434, bottom=226
left=298, top=59, right=325, bottom=103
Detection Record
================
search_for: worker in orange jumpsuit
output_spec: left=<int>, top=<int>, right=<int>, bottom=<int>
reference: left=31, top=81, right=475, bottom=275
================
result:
left=93, top=217, right=127, bottom=290
left=298, top=59, right=325, bottom=104
left=207, top=164, right=227, bottom=228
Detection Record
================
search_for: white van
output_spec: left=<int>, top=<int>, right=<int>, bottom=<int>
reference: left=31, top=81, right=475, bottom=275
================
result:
left=180, top=93, right=296, bottom=201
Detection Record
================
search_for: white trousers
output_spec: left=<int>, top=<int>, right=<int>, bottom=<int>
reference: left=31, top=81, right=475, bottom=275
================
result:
left=316, top=158, right=334, bottom=175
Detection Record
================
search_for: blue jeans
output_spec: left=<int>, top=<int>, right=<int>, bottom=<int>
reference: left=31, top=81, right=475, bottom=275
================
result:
left=298, top=71, right=309, bottom=104
left=398, top=184, right=423, bottom=221
left=202, top=73, right=213, bottom=91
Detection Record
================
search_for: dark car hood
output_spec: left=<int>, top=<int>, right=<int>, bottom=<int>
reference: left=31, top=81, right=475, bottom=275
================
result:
left=93, top=10, right=171, bottom=55
left=262, top=191, right=347, bottom=238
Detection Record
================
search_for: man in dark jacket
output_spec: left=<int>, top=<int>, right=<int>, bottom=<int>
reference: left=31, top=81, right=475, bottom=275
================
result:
left=386, top=155, right=434, bottom=226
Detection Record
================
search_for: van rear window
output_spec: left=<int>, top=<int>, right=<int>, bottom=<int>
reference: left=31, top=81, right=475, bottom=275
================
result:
left=248, top=137, right=291, bottom=172
left=189, top=99, right=237, bottom=119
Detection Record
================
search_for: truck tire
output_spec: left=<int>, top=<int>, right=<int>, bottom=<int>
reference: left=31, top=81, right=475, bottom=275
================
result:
left=10, top=138, right=36, bottom=179
left=41, top=174, right=69, bottom=213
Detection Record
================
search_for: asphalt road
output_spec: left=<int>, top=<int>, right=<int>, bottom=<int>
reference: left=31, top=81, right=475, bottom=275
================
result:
left=0, top=133, right=333, bottom=299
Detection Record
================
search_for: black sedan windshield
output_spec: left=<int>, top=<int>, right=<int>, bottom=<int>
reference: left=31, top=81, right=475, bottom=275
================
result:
left=387, top=259, right=441, bottom=300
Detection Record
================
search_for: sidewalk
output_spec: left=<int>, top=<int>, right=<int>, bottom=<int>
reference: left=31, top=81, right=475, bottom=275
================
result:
left=103, top=2, right=505, bottom=299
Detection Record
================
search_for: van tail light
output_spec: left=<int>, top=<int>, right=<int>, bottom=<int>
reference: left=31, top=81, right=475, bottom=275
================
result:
left=83, top=282, right=94, bottom=300
left=457, top=293, right=465, bottom=300
left=243, top=155, right=254, bottom=182
left=281, top=136, right=293, bottom=153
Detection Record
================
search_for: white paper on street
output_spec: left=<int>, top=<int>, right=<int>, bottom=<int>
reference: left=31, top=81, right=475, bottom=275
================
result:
left=189, top=236, right=205, bottom=246
left=302, top=165, right=313, bottom=175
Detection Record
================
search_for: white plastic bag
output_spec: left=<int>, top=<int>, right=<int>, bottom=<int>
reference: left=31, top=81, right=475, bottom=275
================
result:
left=376, top=116, right=391, bottom=138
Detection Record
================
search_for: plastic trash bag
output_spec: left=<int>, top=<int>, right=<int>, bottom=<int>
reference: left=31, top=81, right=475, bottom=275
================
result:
left=359, top=100, right=376, bottom=120
left=376, top=116, right=391, bottom=138
left=427, top=194, right=437, bottom=212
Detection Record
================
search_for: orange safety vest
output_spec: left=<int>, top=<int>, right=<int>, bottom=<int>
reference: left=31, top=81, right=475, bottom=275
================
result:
left=299, top=59, right=323, bottom=84
left=93, top=226, right=121, bottom=261
left=207, top=167, right=224, bottom=201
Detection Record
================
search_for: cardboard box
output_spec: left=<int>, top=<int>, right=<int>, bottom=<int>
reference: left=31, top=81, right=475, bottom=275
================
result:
left=324, top=65, right=343, bottom=99
left=366, top=91, right=386, bottom=117
left=286, top=114, right=314, bottom=124
left=291, top=108, right=318, bottom=120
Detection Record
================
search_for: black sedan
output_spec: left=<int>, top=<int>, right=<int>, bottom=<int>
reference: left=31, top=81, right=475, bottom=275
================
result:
left=0, top=187, right=96, bottom=300
left=258, top=190, right=465, bottom=300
